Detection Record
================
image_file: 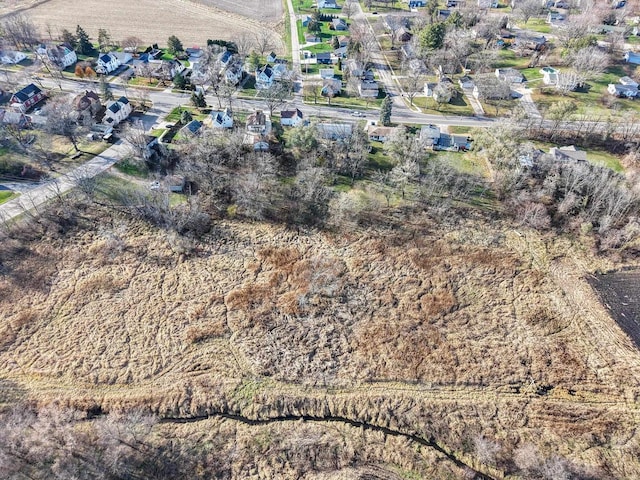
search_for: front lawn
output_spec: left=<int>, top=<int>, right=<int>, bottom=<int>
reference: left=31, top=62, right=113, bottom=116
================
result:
left=411, top=92, right=475, bottom=116
left=0, top=191, right=18, bottom=205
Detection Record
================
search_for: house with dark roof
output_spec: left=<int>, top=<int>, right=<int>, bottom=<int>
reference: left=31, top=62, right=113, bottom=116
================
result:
left=96, top=53, right=121, bottom=74
left=204, top=108, right=234, bottom=129
left=180, top=119, right=203, bottom=137
left=72, top=90, right=101, bottom=123
left=103, top=96, right=131, bottom=126
left=547, top=145, right=587, bottom=162
left=322, top=78, right=342, bottom=96
left=332, top=18, right=348, bottom=30
left=256, top=64, right=275, bottom=89
left=218, top=49, right=234, bottom=66
left=358, top=80, right=379, bottom=98
left=317, top=123, right=353, bottom=141
left=246, top=110, right=272, bottom=135
left=316, top=52, right=333, bottom=64
left=11, top=84, right=45, bottom=112
left=608, top=83, right=638, bottom=98
left=40, top=43, right=77, bottom=68
left=495, top=67, right=524, bottom=83
left=266, top=52, right=277, bottom=63
left=280, top=108, right=304, bottom=127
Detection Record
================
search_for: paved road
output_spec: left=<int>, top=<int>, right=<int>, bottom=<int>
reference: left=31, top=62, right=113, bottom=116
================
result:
left=0, top=141, right=130, bottom=222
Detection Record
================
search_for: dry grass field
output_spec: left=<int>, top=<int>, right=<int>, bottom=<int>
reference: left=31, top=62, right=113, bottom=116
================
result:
left=1, top=193, right=640, bottom=478
left=0, top=0, right=283, bottom=48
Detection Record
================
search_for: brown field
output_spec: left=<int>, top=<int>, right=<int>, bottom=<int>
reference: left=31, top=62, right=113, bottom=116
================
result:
left=1, top=189, right=640, bottom=478
left=0, top=0, right=283, bottom=49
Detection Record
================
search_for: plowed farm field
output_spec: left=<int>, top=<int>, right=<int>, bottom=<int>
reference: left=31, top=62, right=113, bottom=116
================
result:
left=0, top=0, right=282, bottom=47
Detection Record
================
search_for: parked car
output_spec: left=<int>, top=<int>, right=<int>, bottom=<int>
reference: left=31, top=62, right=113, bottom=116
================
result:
left=350, top=111, right=364, bottom=117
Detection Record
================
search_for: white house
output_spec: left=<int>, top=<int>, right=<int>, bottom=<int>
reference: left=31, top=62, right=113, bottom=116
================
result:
left=495, top=67, right=524, bottom=83
left=320, top=68, right=335, bottom=79
left=0, top=51, right=26, bottom=65
left=246, top=110, right=272, bottom=136
left=540, top=66, right=559, bottom=85
left=272, top=63, right=289, bottom=80
left=255, top=64, right=275, bottom=89
left=424, top=82, right=436, bottom=96
left=41, top=43, right=77, bottom=68
left=96, top=53, right=120, bottom=74
left=619, top=76, right=639, bottom=88
left=112, top=51, right=133, bottom=66
left=280, top=108, right=304, bottom=127
left=103, top=96, right=132, bottom=126
left=358, top=80, right=379, bottom=98
left=266, top=52, right=277, bottom=63
left=317, top=123, right=353, bottom=141
left=224, top=63, right=244, bottom=85
left=624, top=51, right=640, bottom=64
left=204, top=108, right=234, bottom=129
left=608, top=83, right=638, bottom=98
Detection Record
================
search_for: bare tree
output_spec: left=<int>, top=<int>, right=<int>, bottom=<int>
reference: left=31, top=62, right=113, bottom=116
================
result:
left=342, top=0, right=358, bottom=20
left=513, top=0, right=542, bottom=24
left=43, top=95, right=91, bottom=152
left=235, top=32, right=254, bottom=58
left=258, top=81, right=292, bottom=116
left=121, top=35, right=143, bottom=52
left=555, top=70, right=580, bottom=95
left=2, top=14, right=38, bottom=50
left=254, top=30, right=277, bottom=56
left=568, top=46, right=609, bottom=87
left=401, top=69, right=426, bottom=106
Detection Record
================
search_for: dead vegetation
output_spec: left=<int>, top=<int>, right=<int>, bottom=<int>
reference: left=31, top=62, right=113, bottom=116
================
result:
left=1, top=199, right=640, bottom=478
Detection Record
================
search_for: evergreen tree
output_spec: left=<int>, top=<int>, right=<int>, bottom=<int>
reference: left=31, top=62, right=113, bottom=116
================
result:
left=61, top=29, right=76, bottom=48
left=167, top=35, right=184, bottom=55
left=248, top=51, right=261, bottom=71
left=332, top=36, right=340, bottom=50
left=380, top=95, right=392, bottom=126
left=99, top=76, right=114, bottom=101
left=97, top=28, right=111, bottom=52
left=173, top=73, right=187, bottom=90
left=75, top=25, right=93, bottom=55
left=181, top=109, right=193, bottom=124
left=419, top=22, right=446, bottom=51
left=190, top=91, right=206, bottom=108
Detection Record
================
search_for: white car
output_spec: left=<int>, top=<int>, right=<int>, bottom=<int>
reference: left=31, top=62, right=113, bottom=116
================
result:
left=149, top=181, right=160, bottom=191
left=350, top=111, right=364, bottom=117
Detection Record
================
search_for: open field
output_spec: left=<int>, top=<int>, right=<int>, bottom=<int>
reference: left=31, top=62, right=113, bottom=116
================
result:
left=195, top=0, right=283, bottom=22
left=589, top=270, right=640, bottom=350
left=0, top=0, right=282, bottom=49
left=1, top=187, right=640, bottom=477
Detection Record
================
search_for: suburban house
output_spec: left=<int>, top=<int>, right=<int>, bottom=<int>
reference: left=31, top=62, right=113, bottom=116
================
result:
left=304, top=33, right=322, bottom=43
left=96, top=52, right=120, bottom=74
left=245, top=110, right=272, bottom=136
left=408, top=0, right=426, bottom=7
left=302, top=15, right=312, bottom=27
left=266, top=52, right=278, bottom=63
left=458, top=75, right=475, bottom=90
left=180, top=119, right=203, bottom=137
left=337, top=36, right=350, bottom=48
left=401, top=43, right=415, bottom=59
left=608, top=83, right=638, bottom=98
left=495, top=68, right=525, bottom=83
left=224, top=63, right=244, bottom=85
left=219, top=49, right=234, bottom=66
left=317, top=0, right=339, bottom=8
left=0, top=109, right=31, bottom=129
left=186, top=47, right=203, bottom=59
left=344, top=59, right=364, bottom=78
left=255, top=64, right=275, bottom=89
left=358, top=80, right=379, bottom=98
left=437, top=9, right=452, bottom=20
left=11, top=83, right=45, bottom=112
left=546, top=12, right=565, bottom=24
left=272, top=63, right=289, bottom=80
left=436, top=133, right=472, bottom=151
left=624, top=51, right=640, bottom=64
left=332, top=18, right=348, bottom=30
left=135, top=58, right=186, bottom=80
left=322, top=78, right=342, bottom=96
left=424, top=82, right=437, bottom=96
left=204, top=108, right=234, bottom=129
left=619, top=76, right=639, bottom=88
left=112, top=51, right=133, bottom=66
left=103, top=96, right=132, bottom=126
left=419, top=125, right=441, bottom=147
left=408, top=58, right=427, bottom=74
left=280, top=108, right=304, bottom=127
left=41, top=43, right=77, bottom=68
left=540, top=66, right=559, bottom=85
left=320, top=68, right=335, bottom=79
left=316, top=52, right=333, bottom=65
left=477, top=0, right=492, bottom=7
left=548, top=145, right=587, bottom=162
left=0, top=51, right=26, bottom=65
left=317, top=123, right=353, bottom=141
left=72, top=90, right=101, bottom=123
left=366, top=125, right=398, bottom=142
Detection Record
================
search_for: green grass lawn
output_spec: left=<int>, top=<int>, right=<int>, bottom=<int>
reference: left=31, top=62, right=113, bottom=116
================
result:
left=437, top=151, right=489, bottom=177
left=296, top=20, right=305, bottom=43
left=0, top=191, right=18, bottom=205
left=293, top=0, right=315, bottom=13
left=114, top=158, right=149, bottom=177
left=588, top=150, right=624, bottom=172
left=517, top=18, right=552, bottom=34
left=494, top=49, right=531, bottom=70
left=412, top=92, right=474, bottom=116
left=368, top=141, right=395, bottom=171
left=303, top=42, right=333, bottom=54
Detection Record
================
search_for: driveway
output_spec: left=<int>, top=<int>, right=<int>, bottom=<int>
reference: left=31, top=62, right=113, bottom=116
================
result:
left=513, top=84, right=542, bottom=119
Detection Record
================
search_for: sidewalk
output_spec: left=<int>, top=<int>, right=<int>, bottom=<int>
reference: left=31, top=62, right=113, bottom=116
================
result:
left=0, top=141, right=129, bottom=223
